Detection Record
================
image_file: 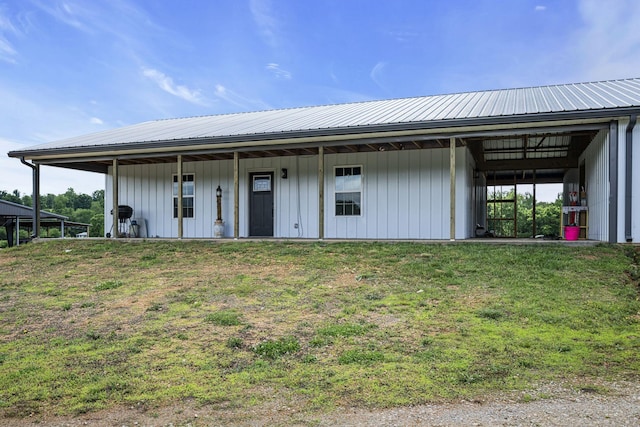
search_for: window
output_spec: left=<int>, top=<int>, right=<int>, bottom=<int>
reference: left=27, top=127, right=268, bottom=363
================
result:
left=173, top=174, right=195, bottom=218
left=335, top=166, right=362, bottom=216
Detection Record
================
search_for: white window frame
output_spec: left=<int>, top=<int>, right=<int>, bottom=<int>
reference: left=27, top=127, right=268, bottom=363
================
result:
left=172, top=173, right=195, bottom=218
left=334, top=165, right=363, bottom=216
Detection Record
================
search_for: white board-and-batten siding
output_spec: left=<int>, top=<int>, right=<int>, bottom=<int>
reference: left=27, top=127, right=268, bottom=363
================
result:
left=104, top=147, right=473, bottom=239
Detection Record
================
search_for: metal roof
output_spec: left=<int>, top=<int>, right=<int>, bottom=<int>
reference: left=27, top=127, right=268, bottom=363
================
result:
left=0, top=199, right=68, bottom=219
left=9, top=77, right=640, bottom=157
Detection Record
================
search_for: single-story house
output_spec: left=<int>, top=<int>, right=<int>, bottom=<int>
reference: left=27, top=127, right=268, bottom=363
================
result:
left=7, top=77, right=640, bottom=243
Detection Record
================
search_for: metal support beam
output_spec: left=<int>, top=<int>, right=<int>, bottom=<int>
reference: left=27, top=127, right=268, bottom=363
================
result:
left=112, top=159, right=119, bottom=238
left=532, top=170, right=537, bottom=237
left=20, top=158, right=40, bottom=238
left=177, top=155, right=183, bottom=239
left=33, top=164, right=40, bottom=239
left=234, top=152, right=239, bottom=239
left=450, top=137, right=456, bottom=241
left=318, top=146, right=324, bottom=240
left=608, top=121, right=618, bottom=243
left=625, top=115, right=636, bottom=242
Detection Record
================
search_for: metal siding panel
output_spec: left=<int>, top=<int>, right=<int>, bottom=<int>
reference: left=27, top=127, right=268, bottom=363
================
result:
left=385, top=151, right=400, bottom=238
left=302, top=155, right=319, bottom=239
left=582, top=130, right=609, bottom=241
left=430, top=148, right=447, bottom=239
left=397, top=151, right=410, bottom=238
left=407, top=149, right=421, bottom=238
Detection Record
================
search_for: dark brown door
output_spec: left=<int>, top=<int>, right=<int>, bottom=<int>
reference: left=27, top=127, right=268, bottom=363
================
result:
left=249, top=172, right=274, bottom=236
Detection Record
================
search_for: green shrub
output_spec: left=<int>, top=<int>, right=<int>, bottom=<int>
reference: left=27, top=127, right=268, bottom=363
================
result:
left=94, top=280, right=123, bottom=291
left=205, top=310, right=241, bottom=326
left=338, top=349, right=385, bottom=365
left=254, top=336, right=300, bottom=359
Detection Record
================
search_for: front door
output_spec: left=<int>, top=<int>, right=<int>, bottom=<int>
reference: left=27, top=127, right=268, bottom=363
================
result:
left=249, top=172, right=274, bottom=236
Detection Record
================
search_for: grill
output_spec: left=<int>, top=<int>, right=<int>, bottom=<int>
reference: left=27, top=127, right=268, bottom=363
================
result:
left=108, top=205, right=134, bottom=238
left=111, top=205, right=133, bottom=222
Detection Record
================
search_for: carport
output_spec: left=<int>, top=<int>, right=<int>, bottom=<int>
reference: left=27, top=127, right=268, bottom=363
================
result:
left=0, top=200, right=89, bottom=247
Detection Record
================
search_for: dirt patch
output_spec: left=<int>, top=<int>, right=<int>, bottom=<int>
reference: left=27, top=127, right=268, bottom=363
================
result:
left=2, top=380, right=639, bottom=426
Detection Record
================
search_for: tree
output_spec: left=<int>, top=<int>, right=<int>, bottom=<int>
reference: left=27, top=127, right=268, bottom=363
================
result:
left=0, top=190, right=23, bottom=204
left=487, top=188, right=562, bottom=238
left=90, top=214, right=105, bottom=237
left=75, top=194, right=93, bottom=210
left=92, top=189, right=104, bottom=202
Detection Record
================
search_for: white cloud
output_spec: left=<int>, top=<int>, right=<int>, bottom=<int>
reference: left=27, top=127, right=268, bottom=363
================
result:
left=387, top=29, right=420, bottom=43
left=266, top=63, right=292, bottom=80
left=32, top=0, right=90, bottom=32
left=142, top=67, right=206, bottom=105
left=569, top=0, right=640, bottom=81
left=250, top=0, right=279, bottom=48
left=90, top=117, right=103, bottom=125
left=535, top=5, right=547, bottom=12
left=214, top=84, right=271, bottom=111
left=370, top=61, right=388, bottom=91
left=0, top=8, right=19, bottom=63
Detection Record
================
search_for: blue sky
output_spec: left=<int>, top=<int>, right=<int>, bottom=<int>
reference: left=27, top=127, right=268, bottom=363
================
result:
left=1, top=0, right=639, bottom=200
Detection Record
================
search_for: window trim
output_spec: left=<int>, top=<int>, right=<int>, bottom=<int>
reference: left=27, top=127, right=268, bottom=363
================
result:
left=172, top=173, right=195, bottom=219
left=334, top=165, right=363, bottom=217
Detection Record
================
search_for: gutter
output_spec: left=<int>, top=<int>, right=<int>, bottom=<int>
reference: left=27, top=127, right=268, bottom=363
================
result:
left=9, top=116, right=618, bottom=162
left=625, top=114, right=637, bottom=242
left=19, top=158, right=40, bottom=238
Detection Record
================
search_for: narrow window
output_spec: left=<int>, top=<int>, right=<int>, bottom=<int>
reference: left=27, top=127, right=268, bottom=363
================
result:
left=335, top=166, right=362, bottom=216
left=173, top=174, right=195, bottom=218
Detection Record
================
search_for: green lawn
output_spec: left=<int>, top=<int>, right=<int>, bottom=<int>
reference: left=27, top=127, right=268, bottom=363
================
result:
left=0, top=240, right=638, bottom=417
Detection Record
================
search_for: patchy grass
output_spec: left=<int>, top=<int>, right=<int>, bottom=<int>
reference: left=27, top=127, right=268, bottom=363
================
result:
left=0, top=240, right=638, bottom=418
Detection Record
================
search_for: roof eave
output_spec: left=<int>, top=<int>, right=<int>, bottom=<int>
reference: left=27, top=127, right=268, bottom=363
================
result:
left=8, top=107, right=640, bottom=160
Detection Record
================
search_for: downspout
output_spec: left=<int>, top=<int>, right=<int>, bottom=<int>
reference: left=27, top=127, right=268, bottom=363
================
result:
left=20, top=157, right=40, bottom=238
left=625, top=115, right=636, bottom=242
left=608, top=121, right=618, bottom=244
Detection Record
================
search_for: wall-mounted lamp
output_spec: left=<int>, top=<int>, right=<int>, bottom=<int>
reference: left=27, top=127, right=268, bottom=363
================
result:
left=281, top=168, right=288, bottom=179
left=215, top=186, right=222, bottom=222
left=214, top=185, right=224, bottom=238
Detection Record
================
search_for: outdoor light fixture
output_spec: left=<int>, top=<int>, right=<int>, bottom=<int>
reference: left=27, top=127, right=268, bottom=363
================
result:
left=215, top=186, right=222, bottom=221
left=281, top=168, right=288, bottom=179
left=214, top=185, right=224, bottom=238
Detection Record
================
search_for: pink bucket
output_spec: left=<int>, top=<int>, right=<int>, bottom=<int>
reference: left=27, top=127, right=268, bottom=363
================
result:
left=564, top=226, right=580, bottom=241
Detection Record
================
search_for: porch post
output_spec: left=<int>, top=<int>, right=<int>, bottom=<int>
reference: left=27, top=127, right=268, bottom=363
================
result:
left=318, top=146, right=324, bottom=240
left=234, top=151, right=240, bottom=239
left=608, top=120, right=618, bottom=243
left=33, top=164, right=40, bottom=238
left=177, top=155, right=183, bottom=239
left=21, top=158, right=41, bottom=238
left=532, top=170, right=537, bottom=237
left=449, top=137, right=456, bottom=241
left=112, top=159, right=119, bottom=238
left=16, top=217, right=20, bottom=246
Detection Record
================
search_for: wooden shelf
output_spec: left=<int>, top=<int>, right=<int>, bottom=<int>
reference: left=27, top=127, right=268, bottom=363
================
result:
left=560, top=206, right=588, bottom=239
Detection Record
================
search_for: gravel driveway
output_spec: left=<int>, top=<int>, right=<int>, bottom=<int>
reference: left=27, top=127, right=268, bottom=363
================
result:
left=3, top=380, right=639, bottom=426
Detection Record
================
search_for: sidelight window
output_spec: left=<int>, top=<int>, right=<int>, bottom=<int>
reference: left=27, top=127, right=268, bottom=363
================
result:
left=173, top=173, right=195, bottom=218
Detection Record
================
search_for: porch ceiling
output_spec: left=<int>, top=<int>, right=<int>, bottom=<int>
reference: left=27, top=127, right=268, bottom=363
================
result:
left=41, top=127, right=598, bottom=186
left=465, top=130, right=598, bottom=183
